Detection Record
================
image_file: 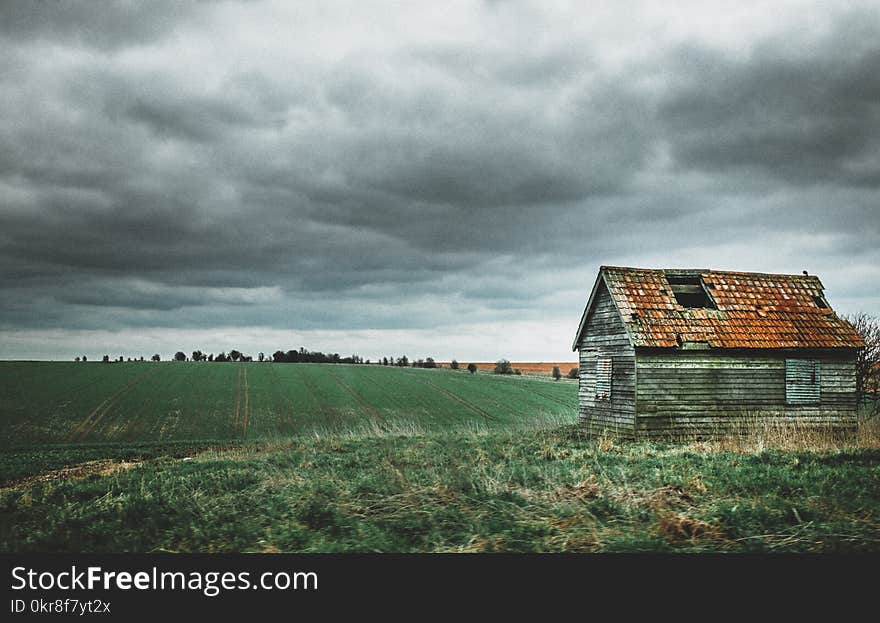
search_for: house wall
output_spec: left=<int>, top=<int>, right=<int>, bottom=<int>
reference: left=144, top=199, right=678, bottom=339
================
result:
left=577, top=279, right=636, bottom=436
left=634, top=349, right=859, bottom=438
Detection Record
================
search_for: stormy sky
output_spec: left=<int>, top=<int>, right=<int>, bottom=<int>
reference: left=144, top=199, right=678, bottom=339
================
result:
left=1, top=1, right=878, bottom=361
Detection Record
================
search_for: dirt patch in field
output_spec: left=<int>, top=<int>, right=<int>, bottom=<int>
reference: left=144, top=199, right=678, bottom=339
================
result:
left=1, top=460, right=142, bottom=492
left=552, top=479, right=603, bottom=501
left=612, top=484, right=696, bottom=512
left=656, top=514, right=727, bottom=544
left=0, top=443, right=245, bottom=492
left=440, top=362, right=578, bottom=376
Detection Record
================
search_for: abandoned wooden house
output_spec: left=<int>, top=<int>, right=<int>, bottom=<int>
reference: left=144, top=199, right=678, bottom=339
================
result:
left=572, top=266, right=864, bottom=438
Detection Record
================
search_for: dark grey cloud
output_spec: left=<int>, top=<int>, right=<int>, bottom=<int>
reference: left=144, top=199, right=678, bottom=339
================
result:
left=0, top=0, right=203, bottom=50
left=659, top=12, right=880, bottom=186
left=0, top=1, right=878, bottom=359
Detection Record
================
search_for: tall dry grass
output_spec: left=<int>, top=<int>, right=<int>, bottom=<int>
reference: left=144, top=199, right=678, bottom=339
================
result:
left=584, top=410, right=880, bottom=453
left=694, top=414, right=880, bottom=453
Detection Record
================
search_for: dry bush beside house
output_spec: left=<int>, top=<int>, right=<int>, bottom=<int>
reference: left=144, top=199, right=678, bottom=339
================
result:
left=843, top=312, right=880, bottom=417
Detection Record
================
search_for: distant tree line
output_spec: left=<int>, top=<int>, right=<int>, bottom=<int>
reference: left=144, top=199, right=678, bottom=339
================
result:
left=75, top=349, right=513, bottom=378
left=272, top=349, right=442, bottom=368
left=191, top=349, right=256, bottom=362
left=272, top=348, right=364, bottom=364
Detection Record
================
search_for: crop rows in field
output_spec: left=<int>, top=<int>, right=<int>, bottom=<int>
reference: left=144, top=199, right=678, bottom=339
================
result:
left=0, top=362, right=578, bottom=447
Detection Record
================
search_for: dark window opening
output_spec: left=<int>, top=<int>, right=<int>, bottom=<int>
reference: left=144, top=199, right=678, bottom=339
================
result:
left=666, top=276, right=716, bottom=309
left=812, top=295, right=828, bottom=309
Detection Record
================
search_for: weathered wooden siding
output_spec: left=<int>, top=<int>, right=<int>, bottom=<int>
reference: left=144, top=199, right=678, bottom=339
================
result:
left=634, top=350, right=858, bottom=438
left=577, top=279, right=636, bottom=436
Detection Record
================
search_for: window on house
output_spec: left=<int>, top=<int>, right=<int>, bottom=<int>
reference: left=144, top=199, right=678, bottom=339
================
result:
left=785, top=359, right=820, bottom=405
left=812, top=295, right=828, bottom=309
left=666, top=275, right=717, bottom=309
left=595, top=357, right=612, bottom=401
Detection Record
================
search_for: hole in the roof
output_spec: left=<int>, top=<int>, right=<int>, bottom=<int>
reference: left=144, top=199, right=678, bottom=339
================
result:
left=813, top=295, right=828, bottom=309
left=667, top=276, right=716, bottom=309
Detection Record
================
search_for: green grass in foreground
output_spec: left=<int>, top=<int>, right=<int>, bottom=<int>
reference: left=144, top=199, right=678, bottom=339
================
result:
left=2, top=426, right=878, bottom=553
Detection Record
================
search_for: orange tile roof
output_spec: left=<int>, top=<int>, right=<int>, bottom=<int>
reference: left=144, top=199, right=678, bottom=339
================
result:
left=594, top=266, right=864, bottom=349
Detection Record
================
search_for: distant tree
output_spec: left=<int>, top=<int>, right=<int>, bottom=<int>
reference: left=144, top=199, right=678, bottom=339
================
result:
left=82, top=355, right=87, bottom=362
left=102, top=354, right=110, bottom=363
left=75, top=356, right=80, bottom=362
left=208, top=353, right=214, bottom=362
left=192, top=350, right=203, bottom=362
left=450, top=359, right=459, bottom=370
left=552, top=366, right=561, bottom=381
left=514, top=369, right=522, bottom=375
left=258, top=352, right=265, bottom=362
left=216, top=352, right=228, bottom=362
left=139, top=356, right=144, bottom=362
left=494, top=359, right=513, bottom=375
left=467, top=363, right=477, bottom=374
left=174, top=351, right=186, bottom=362
left=230, top=350, right=241, bottom=362
left=567, top=367, right=579, bottom=379
left=397, top=355, right=409, bottom=367
left=151, top=354, right=160, bottom=362
left=844, top=313, right=880, bottom=415
left=118, top=356, right=124, bottom=362
left=382, top=357, right=388, bottom=366
left=424, top=357, right=437, bottom=369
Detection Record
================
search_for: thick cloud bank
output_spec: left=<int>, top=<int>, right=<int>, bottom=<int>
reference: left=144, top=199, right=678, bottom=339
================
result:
left=1, top=1, right=877, bottom=360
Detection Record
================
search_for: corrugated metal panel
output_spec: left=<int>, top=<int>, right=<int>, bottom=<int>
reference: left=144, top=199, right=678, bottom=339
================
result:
left=595, top=357, right=612, bottom=401
left=786, top=358, right=820, bottom=404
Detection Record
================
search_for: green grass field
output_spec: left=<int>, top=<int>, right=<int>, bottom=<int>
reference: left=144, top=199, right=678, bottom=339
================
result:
left=0, top=361, right=577, bottom=447
left=1, top=362, right=878, bottom=553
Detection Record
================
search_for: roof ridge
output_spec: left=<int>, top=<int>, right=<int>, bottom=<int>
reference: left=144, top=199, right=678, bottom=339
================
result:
left=599, top=265, right=821, bottom=280
left=599, top=264, right=819, bottom=279
left=703, top=268, right=820, bottom=279
left=600, top=265, right=663, bottom=272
